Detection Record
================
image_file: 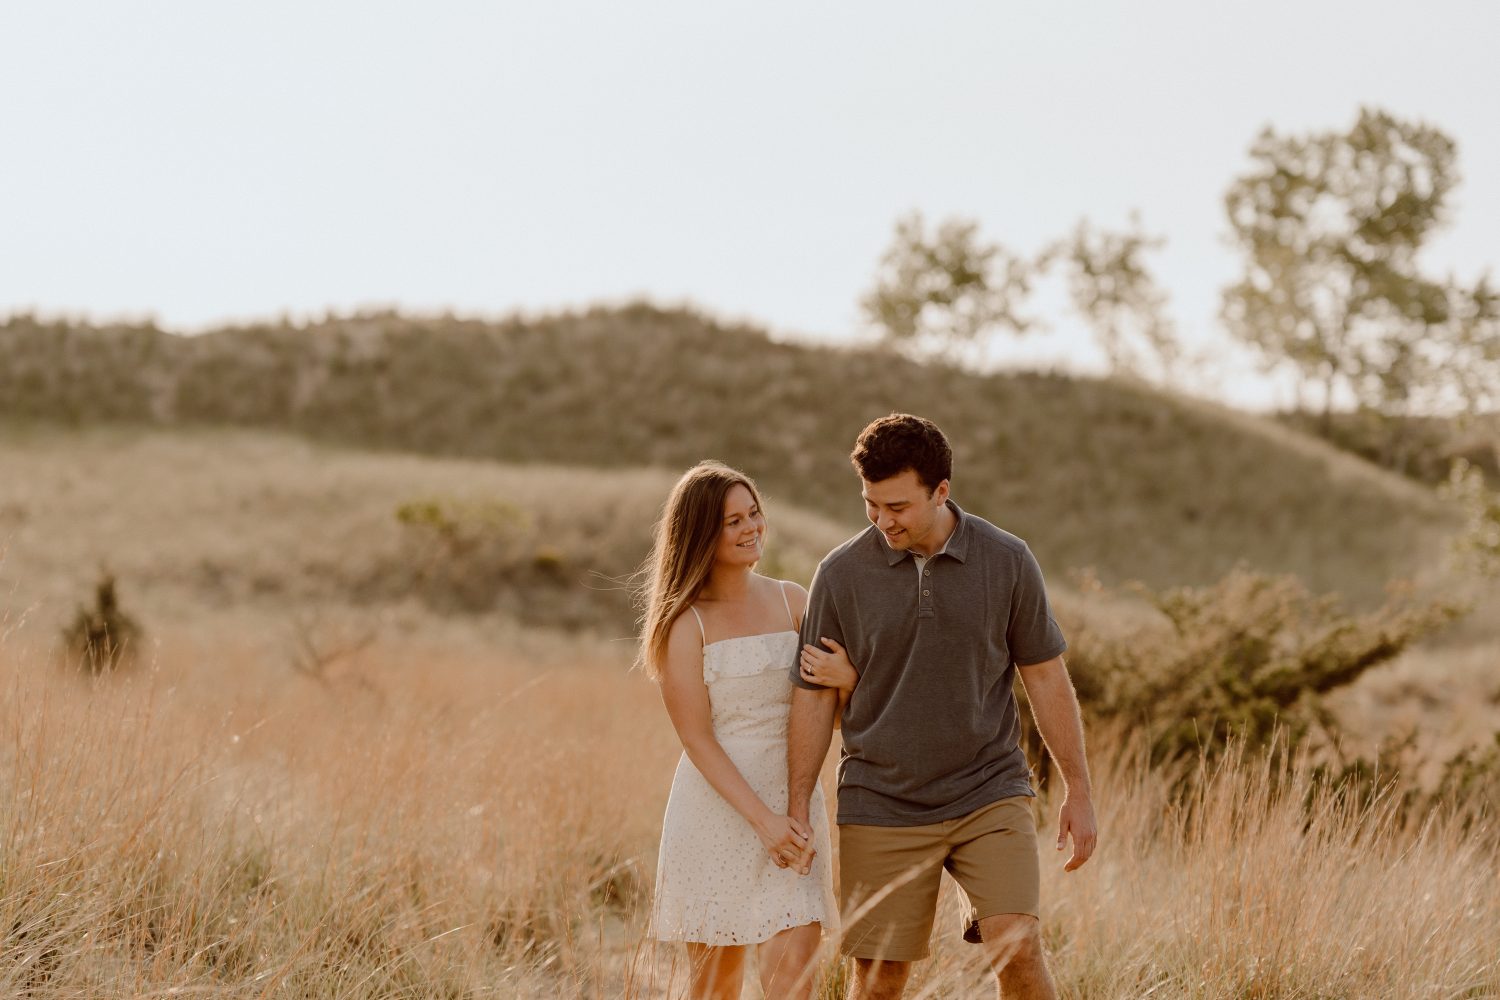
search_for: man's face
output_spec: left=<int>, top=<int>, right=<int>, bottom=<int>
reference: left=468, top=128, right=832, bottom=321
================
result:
left=861, top=469, right=949, bottom=553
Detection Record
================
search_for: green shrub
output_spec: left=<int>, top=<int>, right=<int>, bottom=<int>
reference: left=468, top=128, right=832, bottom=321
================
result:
left=1053, top=568, right=1464, bottom=767
left=61, top=573, right=143, bottom=673
left=394, top=497, right=537, bottom=613
left=1431, top=730, right=1500, bottom=824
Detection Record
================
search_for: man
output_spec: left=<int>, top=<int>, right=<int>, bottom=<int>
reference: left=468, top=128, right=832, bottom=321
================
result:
left=785, top=413, right=1096, bottom=1000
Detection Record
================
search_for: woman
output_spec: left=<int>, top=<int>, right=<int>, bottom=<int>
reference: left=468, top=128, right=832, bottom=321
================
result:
left=639, top=462, right=859, bottom=1000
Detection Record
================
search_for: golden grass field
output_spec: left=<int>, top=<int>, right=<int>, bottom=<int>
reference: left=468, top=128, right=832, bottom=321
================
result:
left=2, top=426, right=1498, bottom=998
left=3, top=620, right=1496, bottom=998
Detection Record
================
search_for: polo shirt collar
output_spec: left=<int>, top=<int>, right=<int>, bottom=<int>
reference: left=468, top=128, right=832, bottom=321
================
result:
left=883, top=498, right=971, bottom=565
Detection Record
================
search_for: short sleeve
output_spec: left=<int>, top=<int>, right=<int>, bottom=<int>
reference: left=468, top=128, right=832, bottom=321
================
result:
left=1007, top=544, right=1067, bottom=666
left=790, top=562, right=845, bottom=689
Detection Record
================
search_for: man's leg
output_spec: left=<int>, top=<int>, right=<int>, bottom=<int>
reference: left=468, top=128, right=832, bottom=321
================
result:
left=838, top=821, right=947, bottom=1000
left=975, top=913, right=1055, bottom=1000
left=849, top=957, right=911, bottom=1000
left=941, top=798, right=1050, bottom=999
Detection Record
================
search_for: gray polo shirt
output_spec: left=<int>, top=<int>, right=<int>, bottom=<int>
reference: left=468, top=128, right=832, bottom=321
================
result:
left=791, top=500, right=1067, bottom=826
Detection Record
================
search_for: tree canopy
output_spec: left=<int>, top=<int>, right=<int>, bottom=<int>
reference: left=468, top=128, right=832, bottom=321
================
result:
left=1221, top=107, right=1498, bottom=432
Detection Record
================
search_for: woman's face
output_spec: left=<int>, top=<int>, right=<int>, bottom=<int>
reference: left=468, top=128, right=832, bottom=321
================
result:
left=713, top=483, right=765, bottom=568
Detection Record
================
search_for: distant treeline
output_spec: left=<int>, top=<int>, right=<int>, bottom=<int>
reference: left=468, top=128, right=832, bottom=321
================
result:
left=0, top=305, right=1444, bottom=598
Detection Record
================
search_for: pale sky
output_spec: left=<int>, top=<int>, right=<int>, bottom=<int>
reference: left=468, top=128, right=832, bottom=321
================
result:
left=3, top=1, right=1497, bottom=409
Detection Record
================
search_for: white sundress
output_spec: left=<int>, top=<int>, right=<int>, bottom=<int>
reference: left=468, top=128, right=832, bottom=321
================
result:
left=650, top=589, right=838, bottom=946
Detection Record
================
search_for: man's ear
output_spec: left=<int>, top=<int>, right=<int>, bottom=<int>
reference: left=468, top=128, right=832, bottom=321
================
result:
left=933, top=479, right=951, bottom=504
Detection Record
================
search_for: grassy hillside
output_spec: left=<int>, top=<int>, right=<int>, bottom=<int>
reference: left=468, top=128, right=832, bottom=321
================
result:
left=3, top=424, right=1491, bottom=765
left=0, top=306, right=1455, bottom=601
left=1279, top=408, right=1500, bottom=486
left=0, top=313, right=1491, bottom=999
left=0, top=426, right=851, bottom=641
left=1, top=425, right=1494, bottom=998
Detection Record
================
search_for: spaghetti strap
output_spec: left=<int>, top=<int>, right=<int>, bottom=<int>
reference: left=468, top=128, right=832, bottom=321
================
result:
left=687, top=605, right=706, bottom=645
left=778, top=581, right=796, bottom=630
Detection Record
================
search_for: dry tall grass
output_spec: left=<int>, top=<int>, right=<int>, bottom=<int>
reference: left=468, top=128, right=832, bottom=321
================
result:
left=2, top=613, right=1495, bottom=999
left=0, top=621, right=676, bottom=997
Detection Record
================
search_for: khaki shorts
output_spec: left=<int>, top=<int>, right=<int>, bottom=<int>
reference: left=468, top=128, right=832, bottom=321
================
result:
left=838, top=796, right=1039, bottom=962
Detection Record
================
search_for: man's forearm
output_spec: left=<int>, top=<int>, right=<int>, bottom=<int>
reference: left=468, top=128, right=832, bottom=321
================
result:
left=1022, top=660, right=1093, bottom=796
left=1042, top=704, right=1092, bottom=797
left=786, top=687, right=837, bottom=820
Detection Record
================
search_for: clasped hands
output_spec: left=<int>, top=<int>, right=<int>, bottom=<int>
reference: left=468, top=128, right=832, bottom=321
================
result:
left=749, top=636, right=856, bottom=876
left=756, top=812, right=816, bottom=875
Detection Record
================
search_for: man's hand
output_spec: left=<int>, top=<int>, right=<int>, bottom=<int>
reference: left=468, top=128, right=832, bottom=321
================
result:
left=1055, top=793, right=1097, bottom=872
left=792, top=841, right=816, bottom=876
left=786, top=805, right=818, bottom=876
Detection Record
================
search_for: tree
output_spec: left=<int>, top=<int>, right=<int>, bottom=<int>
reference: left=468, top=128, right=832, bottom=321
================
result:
left=1221, top=107, right=1473, bottom=437
left=1431, top=277, right=1500, bottom=416
left=1053, top=215, right=1179, bottom=381
left=861, top=211, right=1037, bottom=357
left=1443, top=458, right=1500, bottom=578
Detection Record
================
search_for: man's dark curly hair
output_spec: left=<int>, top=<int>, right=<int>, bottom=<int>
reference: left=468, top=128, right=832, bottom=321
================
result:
left=850, top=413, right=952, bottom=493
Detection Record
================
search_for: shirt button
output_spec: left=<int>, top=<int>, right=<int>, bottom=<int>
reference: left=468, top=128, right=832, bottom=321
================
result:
left=923, top=569, right=931, bottom=576
left=922, top=590, right=930, bottom=596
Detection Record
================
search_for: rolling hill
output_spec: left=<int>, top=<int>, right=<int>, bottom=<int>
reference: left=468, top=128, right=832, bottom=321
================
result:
left=0, top=306, right=1456, bottom=602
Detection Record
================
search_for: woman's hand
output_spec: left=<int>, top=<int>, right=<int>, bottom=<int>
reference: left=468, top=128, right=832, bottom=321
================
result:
left=800, top=637, right=859, bottom=692
left=753, top=811, right=814, bottom=869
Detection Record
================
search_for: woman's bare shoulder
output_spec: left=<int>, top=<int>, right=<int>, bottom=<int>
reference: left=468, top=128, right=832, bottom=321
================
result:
left=657, top=609, right=708, bottom=685
left=665, top=605, right=703, bottom=645
left=768, top=577, right=809, bottom=623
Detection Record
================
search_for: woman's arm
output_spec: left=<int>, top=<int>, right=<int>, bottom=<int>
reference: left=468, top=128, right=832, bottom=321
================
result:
left=798, top=637, right=858, bottom=728
left=786, top=582, right=859, bottom=729
left=658, top=615, right=812, bottom=866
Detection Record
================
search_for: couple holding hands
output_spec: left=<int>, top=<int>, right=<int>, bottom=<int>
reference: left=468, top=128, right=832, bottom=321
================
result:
left=638, top=414, right=1097, bottom=1000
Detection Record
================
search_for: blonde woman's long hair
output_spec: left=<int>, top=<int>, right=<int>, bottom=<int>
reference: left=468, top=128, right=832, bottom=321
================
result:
left=636, top=461, right=766, bottom=680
